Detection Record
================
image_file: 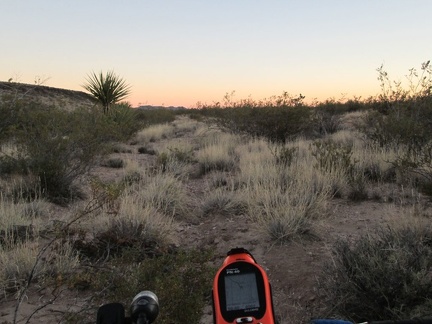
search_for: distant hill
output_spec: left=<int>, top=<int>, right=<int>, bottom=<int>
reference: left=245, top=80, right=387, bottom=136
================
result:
left=0, top=81, right=189, bottom=111
left=0, top=81, right=97, bottom=111
left=137, top=105, right=188, bottom=111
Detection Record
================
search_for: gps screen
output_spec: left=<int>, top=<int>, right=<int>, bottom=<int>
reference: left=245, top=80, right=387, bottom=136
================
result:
left=224, top=272, right=260, bottom=311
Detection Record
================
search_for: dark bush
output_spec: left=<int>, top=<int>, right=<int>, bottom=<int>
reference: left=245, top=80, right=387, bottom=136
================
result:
left=311, top=140, right=355, bottom=176
left=203, top=105, right=312, bottom=143
left=195, top=92, right=312, bottom=142
left=107, top=103, right=144, bottom=141
left=312, top=110, right=342, bottom=136
left=361, top=62, right=432, bottom=149
left=361, top=109, right=432, bottom=149
left=137, top=146, right=156, bottom=155
left=0, top=155, right=28, bottom=176
left=102, top=158, right=124, bottom=168
left=0, top=99, right=140, bottom=204
left=318, top=226, right=432, bottom=322
left=135, top=109, right=177, bottom=126
left=84, top=248, right=215, bottom=324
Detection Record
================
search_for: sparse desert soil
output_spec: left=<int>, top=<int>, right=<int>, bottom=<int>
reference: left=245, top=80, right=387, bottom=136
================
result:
left=1, top=118, right=430, bottom=324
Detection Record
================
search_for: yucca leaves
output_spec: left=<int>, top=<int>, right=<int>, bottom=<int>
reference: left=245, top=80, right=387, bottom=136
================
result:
left=82, top=71, right=131, bottom=113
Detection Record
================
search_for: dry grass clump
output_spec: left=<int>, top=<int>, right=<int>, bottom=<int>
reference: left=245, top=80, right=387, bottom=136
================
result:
left=156, top=139, right=196, bottom=156
left=133, top=171, right=190, bottom=219
left=116, top=197, right=173, bottom=243
left=0, top=191, right=81, bottom=296
left=244, top=170, right=331, bottom=241
left=234, top=138, right=332, bottom=241
left=1, top=196, right=34, bottom=231
left=69, top=174, right=179, bottom=261
left=154, top=141, right=196, bottom=177
left=172, top=116, right=201, bottom=134
left=0, top=194, right=49, bottom=245
left=338, top=110, right=369, bottom=131
left=236, top=140, right=281, bottom=187
left=0, top=141, right=20, bottom=157
left=194, top=127, right=241, bottom=148
left=0, top=239, right=79, bottom=295
left=201, top=187, right=246, bottom=217
left=84, top=195, right=175, bottom=254
left=195, top=133, right=241, bottom=174
left=196, top=144, right=238, bottom=174
left=135, top=123, right=175, bottom=143
left=122, top=158, right=145, bottom=185
left=329, top=130, right=397, bottom=183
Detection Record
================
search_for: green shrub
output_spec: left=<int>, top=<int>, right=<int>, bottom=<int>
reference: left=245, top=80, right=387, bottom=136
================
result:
left=216, top=105, right=312, bottom=143
left=359, top=61, right=432, bottom=190
left=318, top=225, right=432, bottom=322
left=391, top=141, right=432, bottom=187
left=85, top=248, right=215, bottom=324
left=107, top=103, right=143, bottom=141
left=0, top=99, right=141, bottom=204
left=197, top=92, right=312, bottom=143
left=362, top=110, right=430, bottom=149
left=361, top=61, right=432, bottom=150
left=16, top=106, right=107, bottom=203
left=135, top=109, right=177, bottom=126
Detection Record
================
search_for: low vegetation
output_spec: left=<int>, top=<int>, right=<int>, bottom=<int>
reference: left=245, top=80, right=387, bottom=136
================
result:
left=318, top=225, right=432, bottom=322
left=1, top=61, right=432, bottom=322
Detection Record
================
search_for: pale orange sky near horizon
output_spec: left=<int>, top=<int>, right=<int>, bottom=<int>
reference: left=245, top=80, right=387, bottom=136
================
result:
left=2, top=1, right=431, bottom=108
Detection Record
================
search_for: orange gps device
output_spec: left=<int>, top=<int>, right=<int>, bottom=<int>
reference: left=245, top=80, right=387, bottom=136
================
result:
left=212, top=248, right=276, bottom=324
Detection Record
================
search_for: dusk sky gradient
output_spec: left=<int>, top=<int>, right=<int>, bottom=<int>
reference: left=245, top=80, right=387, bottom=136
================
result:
left=2, top=1, right=431, bottom=107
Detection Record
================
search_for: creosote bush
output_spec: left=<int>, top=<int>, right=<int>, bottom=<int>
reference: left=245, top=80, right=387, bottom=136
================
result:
left=353, top=62, right=432, bottom=196
left=0, top=100, right=142, bottom=204
left=318, top=225, right=432, bottom=322
left=197, top=92, right=312, bottom=143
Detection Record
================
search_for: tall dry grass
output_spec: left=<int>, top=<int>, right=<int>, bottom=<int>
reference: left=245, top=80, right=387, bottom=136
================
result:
left=136, top=123, right=175, bottom=143
left=0, top=239, right=79, bottom=296
left=196, top=133, right=242, bottom=174
left=230, top=138, right=333, bottom=241
left=172, top=116, right=201, bottom=134
left=134, top=171, right=190, bottom=218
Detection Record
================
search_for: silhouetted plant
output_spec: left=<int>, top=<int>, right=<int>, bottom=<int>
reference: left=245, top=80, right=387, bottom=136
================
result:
left=362, top=61, right=432, bottom=149
left=82, top=71, right=131, bottom=114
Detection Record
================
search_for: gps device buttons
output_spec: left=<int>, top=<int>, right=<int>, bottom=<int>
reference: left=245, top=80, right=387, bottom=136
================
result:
left=235, top=317, right=253, bottom=323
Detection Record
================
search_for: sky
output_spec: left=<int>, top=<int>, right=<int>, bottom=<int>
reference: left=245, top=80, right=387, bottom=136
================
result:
left=1, top=1, right=431, bottom=108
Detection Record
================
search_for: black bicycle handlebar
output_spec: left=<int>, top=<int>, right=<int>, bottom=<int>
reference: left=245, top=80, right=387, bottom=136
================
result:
left=312, top=318, right=432, bottom=324
left=369, top=320, right=432, bottom=324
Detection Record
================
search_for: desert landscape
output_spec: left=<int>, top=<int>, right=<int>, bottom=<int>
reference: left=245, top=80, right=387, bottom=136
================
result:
left=1, top=76, right=432, bottom=324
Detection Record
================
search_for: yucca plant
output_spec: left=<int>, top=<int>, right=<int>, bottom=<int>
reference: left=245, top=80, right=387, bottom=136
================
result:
left=82, top=71, right=131, bottom=114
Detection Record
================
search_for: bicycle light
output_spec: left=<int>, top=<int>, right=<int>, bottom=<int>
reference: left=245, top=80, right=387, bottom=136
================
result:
left=130, top=291, right=159, bottom=324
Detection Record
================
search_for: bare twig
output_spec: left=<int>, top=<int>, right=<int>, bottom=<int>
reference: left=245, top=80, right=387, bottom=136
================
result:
left=13, top=198, right=103, bottom=324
